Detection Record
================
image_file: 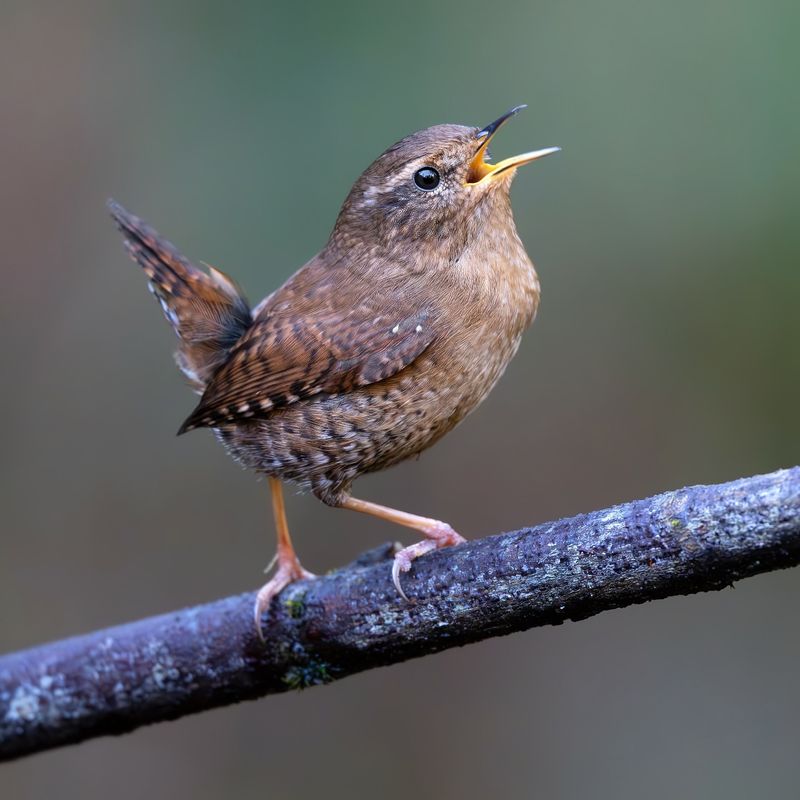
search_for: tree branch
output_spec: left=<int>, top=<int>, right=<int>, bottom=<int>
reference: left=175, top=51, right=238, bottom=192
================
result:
left=1, top=467, right=798, bottom=761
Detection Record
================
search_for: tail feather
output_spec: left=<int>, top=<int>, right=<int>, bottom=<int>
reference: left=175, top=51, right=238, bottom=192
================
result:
left=109, top=200, right=252, bottom=392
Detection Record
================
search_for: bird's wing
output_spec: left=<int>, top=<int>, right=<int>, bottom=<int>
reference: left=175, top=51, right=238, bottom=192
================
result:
left=178, top=272, right=437, bottom=432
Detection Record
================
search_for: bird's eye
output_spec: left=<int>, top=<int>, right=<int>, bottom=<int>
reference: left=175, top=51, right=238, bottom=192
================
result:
left=413, top=167, right=440, bottom=191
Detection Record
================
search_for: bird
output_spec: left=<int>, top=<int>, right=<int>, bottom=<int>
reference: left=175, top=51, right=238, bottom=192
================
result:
left=108, top=105, right=559, bottom=638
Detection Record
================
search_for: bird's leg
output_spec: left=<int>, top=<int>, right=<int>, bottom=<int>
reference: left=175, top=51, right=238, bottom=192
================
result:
left=254, top=477, right=316, bottom=640
left=337, top=496, right=466, bottom=600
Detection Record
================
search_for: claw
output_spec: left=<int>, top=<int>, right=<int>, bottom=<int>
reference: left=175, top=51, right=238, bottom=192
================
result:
left=391, top=541, right=436, bottom=600
left=390, top=524, right=466, bottom=601
left=392, top=560, right=410, bottom=601
left=253, top=562, right=316, bottom=642
left=262, top=551, right=278, bottom=575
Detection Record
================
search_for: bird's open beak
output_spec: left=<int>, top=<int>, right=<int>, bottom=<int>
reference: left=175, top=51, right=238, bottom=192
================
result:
left=467, top=104, right=560, bottom=184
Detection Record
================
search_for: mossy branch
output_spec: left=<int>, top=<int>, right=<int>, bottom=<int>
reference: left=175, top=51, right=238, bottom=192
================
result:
left=1, top=467, right=798, bottom=762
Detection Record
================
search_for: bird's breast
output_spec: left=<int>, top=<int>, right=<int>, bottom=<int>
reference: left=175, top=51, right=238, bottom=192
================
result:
left=399, top=232, right=540, bottom=435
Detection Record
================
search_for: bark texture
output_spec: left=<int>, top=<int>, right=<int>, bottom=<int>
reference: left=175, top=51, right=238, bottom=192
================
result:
left=1, top=467, right=798, bottom=762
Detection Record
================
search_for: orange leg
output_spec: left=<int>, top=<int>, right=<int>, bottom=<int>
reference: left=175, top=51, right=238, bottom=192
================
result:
left=338, top=496, right=466, bottom=599
left=253, top=478, right=315, bottom=640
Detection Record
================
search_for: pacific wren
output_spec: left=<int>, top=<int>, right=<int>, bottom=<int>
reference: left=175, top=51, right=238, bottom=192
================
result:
left=109, top=105, right=559, bottom=637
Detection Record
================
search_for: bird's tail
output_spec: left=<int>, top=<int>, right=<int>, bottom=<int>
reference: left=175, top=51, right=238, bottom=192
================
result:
left=108, top=200, right=252, bottom=393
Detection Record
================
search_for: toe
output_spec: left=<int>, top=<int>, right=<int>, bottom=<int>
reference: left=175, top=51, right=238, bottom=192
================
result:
left=254, top=581, right=284, bottom=641
left=391, top=540, right=438, bottom=601
left=253, top=562, right=318, bottom=640
left=392, top=558, right=411, bottom=601
left=297, top=566, right=317, bottom=581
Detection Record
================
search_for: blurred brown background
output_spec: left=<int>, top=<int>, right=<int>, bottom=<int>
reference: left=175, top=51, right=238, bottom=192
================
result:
left=2, top=1, right=799, bottom=797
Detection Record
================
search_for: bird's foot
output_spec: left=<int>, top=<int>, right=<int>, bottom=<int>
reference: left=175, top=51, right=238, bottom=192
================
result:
left=254, top=556, right=316, bottom=641
left=392, top=522, right=466, bottom=601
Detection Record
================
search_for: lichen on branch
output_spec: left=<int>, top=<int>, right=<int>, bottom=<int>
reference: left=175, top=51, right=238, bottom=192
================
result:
left=1, top=467, right=798, bottom=762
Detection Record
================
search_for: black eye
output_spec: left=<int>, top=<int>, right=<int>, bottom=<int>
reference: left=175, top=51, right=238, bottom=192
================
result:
left=413, top=166, right=440, bottom=191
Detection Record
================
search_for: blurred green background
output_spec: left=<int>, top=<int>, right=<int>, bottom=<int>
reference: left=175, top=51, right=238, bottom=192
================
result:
left=2, top=0, right=798, bottom=797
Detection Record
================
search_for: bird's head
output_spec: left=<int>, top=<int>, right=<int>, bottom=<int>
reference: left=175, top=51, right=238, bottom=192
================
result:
left=331, top=106, right=559, bottom=260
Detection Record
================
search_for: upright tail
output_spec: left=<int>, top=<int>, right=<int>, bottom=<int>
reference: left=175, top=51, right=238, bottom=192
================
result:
left=108, top=200, right=252, bottom=393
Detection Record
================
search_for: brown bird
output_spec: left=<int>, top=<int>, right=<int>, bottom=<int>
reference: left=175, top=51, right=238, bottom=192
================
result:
left=109, top=105, right=559, bottom=637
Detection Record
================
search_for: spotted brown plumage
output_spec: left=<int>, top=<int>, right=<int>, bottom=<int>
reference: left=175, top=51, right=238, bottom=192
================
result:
left=179, top=293, right=437, bottom=432
left=109, top=106, right=559, bottom=638
left=109, top=201, right=251, bottom=392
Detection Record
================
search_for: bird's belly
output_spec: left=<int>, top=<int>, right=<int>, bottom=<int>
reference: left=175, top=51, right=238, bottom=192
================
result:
left=213, top=324, right=525, bottom=500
